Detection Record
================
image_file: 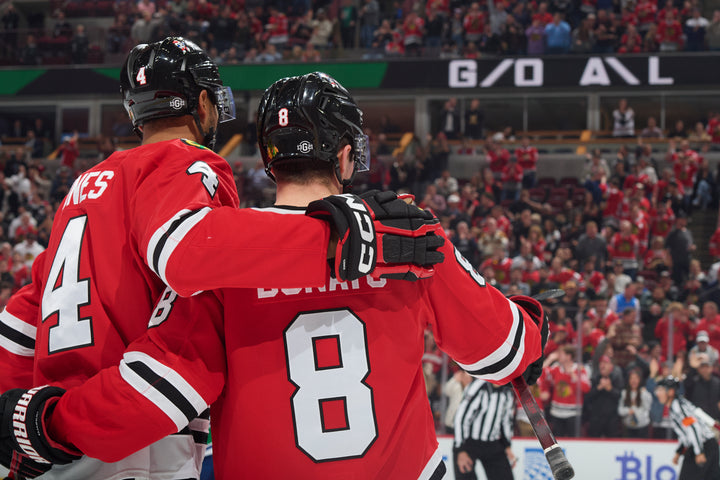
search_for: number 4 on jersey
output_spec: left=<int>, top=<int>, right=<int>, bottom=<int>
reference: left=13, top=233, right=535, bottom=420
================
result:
left=187, top=161, right=218, bottom=199
left=42, top=216, right=93, bottom=354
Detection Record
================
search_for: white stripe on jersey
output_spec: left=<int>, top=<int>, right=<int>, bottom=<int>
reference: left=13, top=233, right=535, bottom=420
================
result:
left=417, top=446, right=443, bottom=480
left=250, top=207, right=306, bottom=215
left=146, top=207, right=212, bottom=285
left=456, top=299, right=526, bottom=381
left=119, top=351, right=207, bottom=431
left=189, top=416, right=210, bottom=435
left=0, top=309, right=36, bottom=356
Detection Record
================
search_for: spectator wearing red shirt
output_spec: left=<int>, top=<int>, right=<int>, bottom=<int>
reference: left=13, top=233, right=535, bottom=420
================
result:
left=402, top=10, right=425, bottom=56
left=463, top=2, right=486, bottom=43
left=608, top=219, right=640, bottom=278
left=603, top=178, right=624, bottom=221
left=501, top=156, right=524, bottom=202
left=635, top=0, right=658, bottom=32
left=657, top=0, right=678, bottom=23
left=618, top=22, right=643, bottom=52
left=586, top=295, right=619, bottom=331
left=532, top=1, right=554, bottom=26
left=515, top=135, right=539, bottom=188
left=266, top=7, right=289, bottom=48
left=625, top=201, right=650, bottom=255
left=580, top=257, right=608, bottom=296
left=657, top=10, right=684, bottom=51
left=655, top=302, right=692, bottom=359
left=695, top=301, right=720, bottom=353
left=543, top=345, right=591, bottom=437
left=580, top=317, right=606, bottom=360
left=548, top=256, right=582, bottom=285
left=707, top=112, right=720, bottom=143
left=194, top=0, right=214, bottom=21
left=618, top=33, right=642, bottom=52
left=545, top=322, right=570, bottom=356
left=489, top=203, right=512, bottom=236
left=673, top=153, right=698, bottom=198
left=486, top=138, right=510, bottom=181
left=644, top=235, right=671, bottom=271
left=58, top=133, right=79, bottom=170
left=426, top=0, right=450, bottom=18
left=621, top=5, right=639, bottom=26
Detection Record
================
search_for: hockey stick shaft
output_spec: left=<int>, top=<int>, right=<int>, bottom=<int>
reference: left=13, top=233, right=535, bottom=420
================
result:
left=509, top=289, right=573, bottom=480
left=511, top=376, right=574, bottom=480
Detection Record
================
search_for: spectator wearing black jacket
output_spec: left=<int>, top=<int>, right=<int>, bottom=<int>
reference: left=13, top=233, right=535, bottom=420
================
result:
left=585, top=355, right=623, bottom=437
left=684, top=353, right=720, bottom=423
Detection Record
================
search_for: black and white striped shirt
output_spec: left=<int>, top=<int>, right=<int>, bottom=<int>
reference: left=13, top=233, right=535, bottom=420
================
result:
left=454, top=379, right=515, bottom=449
left=669, top=397, right=716, bottom=455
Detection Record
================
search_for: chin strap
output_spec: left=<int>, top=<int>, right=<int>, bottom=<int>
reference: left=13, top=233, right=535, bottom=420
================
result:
left=191, top=111, right=217, bottom=151
left=333, top=157, right=357, bottom=194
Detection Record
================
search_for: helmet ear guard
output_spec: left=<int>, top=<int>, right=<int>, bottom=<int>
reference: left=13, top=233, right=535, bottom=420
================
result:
left=257, top=72, right=369, bottom=185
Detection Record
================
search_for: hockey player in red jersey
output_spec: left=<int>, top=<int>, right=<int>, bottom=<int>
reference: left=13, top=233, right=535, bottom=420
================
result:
left=0, top=73, right=546, bottom=479
left=0, top=41, right=442, bottom=479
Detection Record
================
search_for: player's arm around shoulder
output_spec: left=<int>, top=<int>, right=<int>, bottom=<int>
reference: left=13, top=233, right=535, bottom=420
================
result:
left=45, top=288, right=227, bottom=463
left=422, top=236, right=544, bottom=384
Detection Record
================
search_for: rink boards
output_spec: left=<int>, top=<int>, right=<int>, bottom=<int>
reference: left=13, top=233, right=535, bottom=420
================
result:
left=437, top=436, right=684, bottom=480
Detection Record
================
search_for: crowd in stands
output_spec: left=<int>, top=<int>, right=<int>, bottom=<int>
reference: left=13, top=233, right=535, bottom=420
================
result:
left=2, top=0, right=720, bottom=66
left=307, top=96, right=720, bottom=440
left=4, top=92, right=720, bottom=441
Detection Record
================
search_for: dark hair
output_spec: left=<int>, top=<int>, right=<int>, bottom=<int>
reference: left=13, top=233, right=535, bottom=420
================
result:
left=623, top=369, right=644, bottom=408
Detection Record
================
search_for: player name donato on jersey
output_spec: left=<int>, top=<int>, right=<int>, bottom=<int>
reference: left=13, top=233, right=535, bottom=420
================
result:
left=63, top=170, right=115, bottom=208
left=257, top=275, right=387, bottom=299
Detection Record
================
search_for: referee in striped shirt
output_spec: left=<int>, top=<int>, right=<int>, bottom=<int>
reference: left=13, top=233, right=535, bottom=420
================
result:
left=453, top=378, right=517, bottom=480
left=655, top=376, right=720, bottom=480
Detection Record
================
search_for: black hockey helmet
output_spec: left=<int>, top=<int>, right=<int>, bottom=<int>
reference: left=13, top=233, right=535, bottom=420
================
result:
left=120, top=37, right=235, bottom=148
left=257, top=71, right=369, bottom=185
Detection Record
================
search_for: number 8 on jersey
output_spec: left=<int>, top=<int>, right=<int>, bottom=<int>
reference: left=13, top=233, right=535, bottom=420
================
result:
left=284, top=309, right=378, bottom=462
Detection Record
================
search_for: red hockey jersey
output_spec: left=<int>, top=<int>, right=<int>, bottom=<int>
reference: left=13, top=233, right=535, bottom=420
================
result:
left=0, top=140, right=329, bottom=477
left=0, top=139, right=329, bottom=389
left=47, top=208, right=543, bottom=480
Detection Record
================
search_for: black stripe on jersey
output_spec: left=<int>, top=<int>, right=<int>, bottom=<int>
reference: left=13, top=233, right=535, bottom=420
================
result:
left=152, top=209, right=206, bottom=275
left=175, top=428, right=208, bottom=445
left=0, top=321, right=35, bottom=350
left=466, top=314, right=524, bottom=376
left=428, top=461, right=447, bottom=480
left=175, top=426, right=208, bottom=444
left=126, top=360, right=198, bottom=422
left=455, top=381, right=482, bottom=447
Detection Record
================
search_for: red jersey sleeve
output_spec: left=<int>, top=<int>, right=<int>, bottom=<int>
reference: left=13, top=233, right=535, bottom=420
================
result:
left=48, top=288, right=227, bottom=462
left=131, top=141, right=329, bottom=296
left=424, top=233, right=543, bottom=384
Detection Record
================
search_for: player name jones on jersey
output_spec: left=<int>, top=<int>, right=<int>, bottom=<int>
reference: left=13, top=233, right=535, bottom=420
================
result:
left=63, top=170, right=115, bottom=208
left=257, top=275, right=388, bottom=299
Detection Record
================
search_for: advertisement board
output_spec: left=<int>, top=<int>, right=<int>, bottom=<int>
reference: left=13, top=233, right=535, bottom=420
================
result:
left=2, top=54, right=720, bottom=96
left=437, top=436, right=682, bottom=480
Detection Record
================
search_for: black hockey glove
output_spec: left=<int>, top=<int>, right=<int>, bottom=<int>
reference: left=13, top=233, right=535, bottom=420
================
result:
left=510, top=296, right=548, bottom=386
left=0, top=386, right=81, bottom=479
left=306, top=190, right=444, bottom=282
